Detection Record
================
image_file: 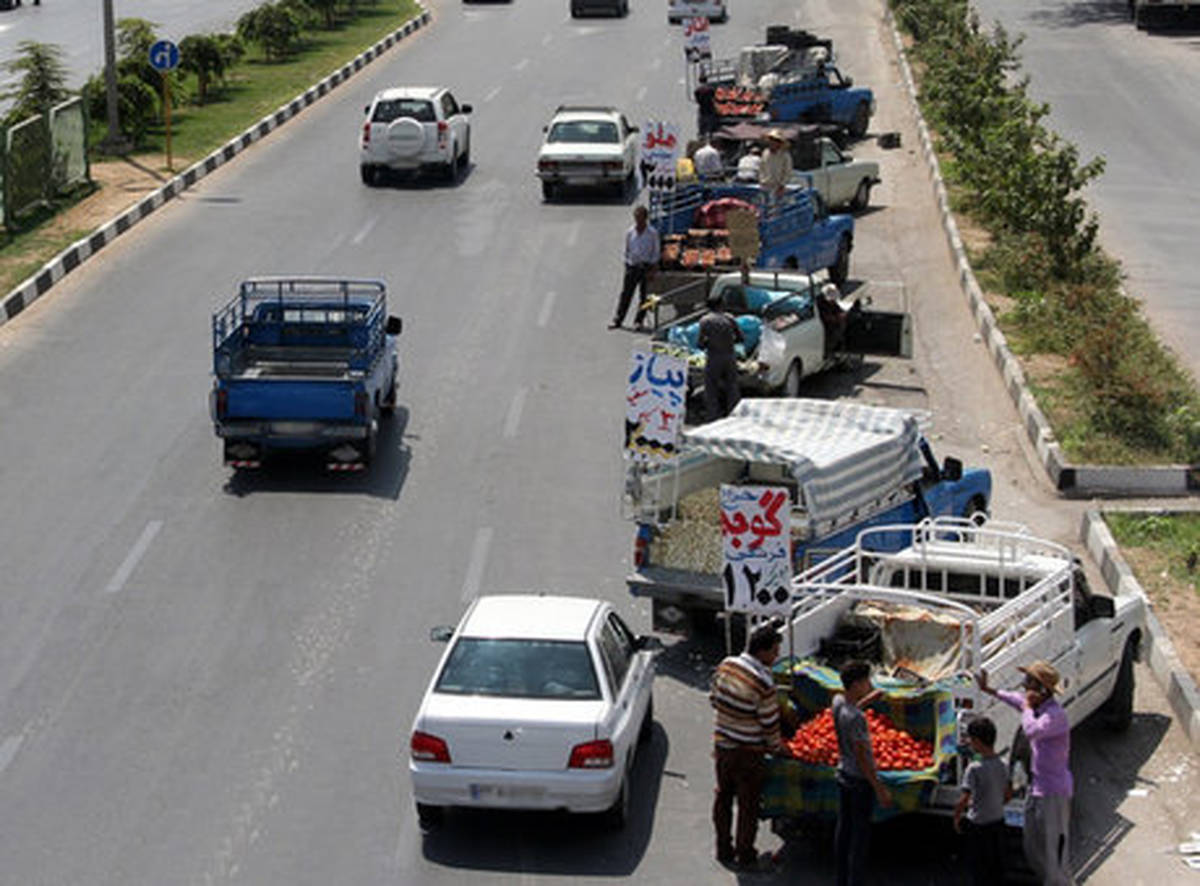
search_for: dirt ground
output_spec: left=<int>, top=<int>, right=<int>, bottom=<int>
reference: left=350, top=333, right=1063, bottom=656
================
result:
left=72, top=157, right=171, bottom=230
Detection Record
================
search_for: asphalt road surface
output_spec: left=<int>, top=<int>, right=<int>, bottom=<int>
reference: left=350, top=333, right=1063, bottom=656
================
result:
left=0, top=0, right=1196, bottom=884
left=968, top=0, right=1200, bottom=381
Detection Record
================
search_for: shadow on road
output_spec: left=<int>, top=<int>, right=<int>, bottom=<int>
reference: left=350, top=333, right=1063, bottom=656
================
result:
left=418, top=724, right=669, bottom=876
left=221, top=406, right=412, bottom=500
left=1026, top=0, right=1132, bottom=27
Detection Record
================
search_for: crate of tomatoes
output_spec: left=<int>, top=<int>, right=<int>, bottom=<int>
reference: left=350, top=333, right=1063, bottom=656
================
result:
left=761, top=659, right=962, bottom=821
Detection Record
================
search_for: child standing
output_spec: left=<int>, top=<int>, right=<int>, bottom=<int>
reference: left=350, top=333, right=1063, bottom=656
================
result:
left=954, top=717, right=1011, bottom=886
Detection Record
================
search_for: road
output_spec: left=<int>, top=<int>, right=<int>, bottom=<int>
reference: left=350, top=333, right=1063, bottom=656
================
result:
left=0, top=0, right=265, bottom=100
left=967, top=0, right=1200, bottom=382
left=0, top=0, right=1196, bottom=883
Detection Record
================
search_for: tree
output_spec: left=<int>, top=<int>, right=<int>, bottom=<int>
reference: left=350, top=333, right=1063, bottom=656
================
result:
left=84, top=71, right=159, bottom=146
left=179, top=34, right=229, bottom=104
left=1, top=41, right=71, bottom=126
left=237, top=4, right=304, bottom=61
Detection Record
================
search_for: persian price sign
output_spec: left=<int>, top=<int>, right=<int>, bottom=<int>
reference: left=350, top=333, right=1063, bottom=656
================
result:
left=720, top=484, right=793, bottom=615
left=684, top=16, right=712, bottom=63
left=640, top=120, right=680, bottom=192
left=625, top=349, right=687, bottom=462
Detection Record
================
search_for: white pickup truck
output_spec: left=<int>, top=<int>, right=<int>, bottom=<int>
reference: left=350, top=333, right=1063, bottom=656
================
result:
left=792, top=137, right=880, bottom=212
left=764, top=518, right=1145, bottom=823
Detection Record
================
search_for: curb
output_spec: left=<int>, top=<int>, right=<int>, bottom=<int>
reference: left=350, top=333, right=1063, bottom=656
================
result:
left=883, top=8, right=1197, bottom=498
left=0, top=4, right=431, bottom=329
left=1080, top=510, right=1200, bottom=747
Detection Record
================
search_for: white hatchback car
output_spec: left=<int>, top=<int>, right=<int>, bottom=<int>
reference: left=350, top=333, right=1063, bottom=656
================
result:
left=360, top=87, right=472, bottom=185
left=409, top=595, right=657, bottom=829
left=536, top=106, right=639, bottom=200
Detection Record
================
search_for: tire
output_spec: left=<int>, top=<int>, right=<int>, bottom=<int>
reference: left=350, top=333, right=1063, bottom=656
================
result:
left=639, top=695, right=654, bottom=744
left=364, top=419, right=378, bottom=467
left=963, top=495, right=989, bottom=525
left=416, top=803, right=444, bottom=830
left=781, top=359, right=803, bottom=397
left=380, top=379, right=397, bottom=416
left=850, top=179, right=871, bottom=212
left=1101, top=638, right=1136, bottom=732
left=829, top=236, right=851, bottom=285
left=601, top=773, right=630, bottom=829
left=541, top=179, right=556, bottom=202
left=850, top=102, right=870, bottom=139
left=360, top=165, right=376, bottom=186
left=442, top=145, right=458, bottom=183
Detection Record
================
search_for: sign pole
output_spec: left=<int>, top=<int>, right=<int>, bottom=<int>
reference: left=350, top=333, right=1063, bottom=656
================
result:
left=163, top=72, right=173, bottom=171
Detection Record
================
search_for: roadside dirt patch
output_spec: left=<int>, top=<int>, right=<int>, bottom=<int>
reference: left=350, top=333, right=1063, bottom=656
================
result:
left=1122, top=547, right=1200, bottom=688
left=71, top=156, right=170, bottom=230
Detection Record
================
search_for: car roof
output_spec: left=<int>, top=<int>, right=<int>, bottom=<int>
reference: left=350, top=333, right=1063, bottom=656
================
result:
left=373, top=87, right=443, bottom=101
left=459, top=595, right=605, bottom=641
left=551, top=106, right=623, bottom=123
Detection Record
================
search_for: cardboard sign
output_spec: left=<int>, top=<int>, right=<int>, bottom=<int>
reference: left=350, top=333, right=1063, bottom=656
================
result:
left=625, top=349, right=687, bottom=462
left=725, top=208, right=761, bottom=262
left=720, top=484, right=794, bottom=615
left=684, top=17, right=711, bottom=62
left=640, top=121, right=680, bottom=193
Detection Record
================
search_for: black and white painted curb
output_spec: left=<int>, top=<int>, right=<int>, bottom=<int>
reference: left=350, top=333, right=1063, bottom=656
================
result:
left=885, top=9, right=1197, bottom=498
left=1081, top=510, right=1200, bottom=746
left=0, top=4, right=431, bottom=329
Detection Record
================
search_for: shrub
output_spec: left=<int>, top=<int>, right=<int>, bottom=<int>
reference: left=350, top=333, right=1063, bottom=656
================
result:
left=237, top=3, right=305, bottom=61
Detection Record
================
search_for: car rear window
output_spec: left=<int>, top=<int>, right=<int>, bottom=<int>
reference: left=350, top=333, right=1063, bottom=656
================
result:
left=548, top=120, right=619, bottom=144
left=372, top=99, right=436, bottom=123
left=435, top=638, right=601, bottom=700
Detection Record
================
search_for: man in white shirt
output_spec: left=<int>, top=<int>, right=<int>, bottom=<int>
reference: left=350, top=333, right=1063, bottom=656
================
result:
left=735, top=146, right=763, bottom=183
left=759, top=129, right=794, bottom=199
left=610, top=205, right=661, bottom=331
left=693, top=139, right=724, bottom=180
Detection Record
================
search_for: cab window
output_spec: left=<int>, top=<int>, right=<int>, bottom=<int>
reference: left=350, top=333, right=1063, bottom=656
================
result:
left=598, top=619, right=632, bottom=692
left=441, top=92, right=460, bottom=118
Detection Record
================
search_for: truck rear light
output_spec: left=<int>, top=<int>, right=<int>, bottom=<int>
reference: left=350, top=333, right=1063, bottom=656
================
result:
left=538, top=159, right=558, bottom=172
left=568, top=739, right=613, bottom=769
left=362, top=121, right=370, bottom=146
left=634, top=528, right=651, bottom=568
left=411, top=731, right=451, bottom=763
left=603, top=161, right=623, bottom=172
left=354, top=390, right=369, bottom=418
left=215, top=388, right=228, bottom=420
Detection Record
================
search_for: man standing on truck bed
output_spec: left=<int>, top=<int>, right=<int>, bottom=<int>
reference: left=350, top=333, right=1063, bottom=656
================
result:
left=978, top=663, right=1075, bottom=886
left=709, top=624, right=790, bottom=872
left=610, top=206, right=661, bottom=331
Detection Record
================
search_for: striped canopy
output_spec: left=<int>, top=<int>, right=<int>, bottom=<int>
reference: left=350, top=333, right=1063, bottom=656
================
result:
left=680, top=399, right=924, bottom=524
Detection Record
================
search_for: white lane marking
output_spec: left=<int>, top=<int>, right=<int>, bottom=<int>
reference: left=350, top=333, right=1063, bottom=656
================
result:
left=460, top=528, right=494, bottom=602
left=0, top=734, right=24, bottom=777
left=566, top=220, right=581, bottom=248
left=484, top=85, right=502, bottom=103
left=503, top=387, right=527, bottom=439
left=352, top=216, right=378, bottom=245
left=636, top=85, right=648, bottom=102
left=651, top=57, right=662, bottom=71
left=514, top=57, right=529, bottom=71
left=327, top=232, right=347, bottom=252
left=105, top=520, right=163, bottom=594
left=537, top=291, right=557, bottom=328
left=542, top=32, right=552, bottom=46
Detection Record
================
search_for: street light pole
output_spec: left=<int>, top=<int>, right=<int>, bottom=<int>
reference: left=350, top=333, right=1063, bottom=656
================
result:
left=100, top=0, right=128, bottom=152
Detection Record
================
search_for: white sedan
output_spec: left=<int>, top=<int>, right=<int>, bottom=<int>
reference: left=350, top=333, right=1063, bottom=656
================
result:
left=536, top=106, right=639, bottom=200
left=408, top=595, right=657, bottom=829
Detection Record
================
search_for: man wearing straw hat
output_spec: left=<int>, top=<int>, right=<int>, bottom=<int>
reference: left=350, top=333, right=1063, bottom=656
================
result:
left=977, top=661, right=1075, bottom=885
left=758, top=128, right=794, bottom=199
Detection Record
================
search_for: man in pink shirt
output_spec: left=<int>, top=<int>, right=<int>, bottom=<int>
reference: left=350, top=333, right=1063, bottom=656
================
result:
left=978, top=661, right=1074, bottom=885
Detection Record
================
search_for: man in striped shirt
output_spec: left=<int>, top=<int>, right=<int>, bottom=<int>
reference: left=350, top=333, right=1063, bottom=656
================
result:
left=710, top=623, right=790, bottom=870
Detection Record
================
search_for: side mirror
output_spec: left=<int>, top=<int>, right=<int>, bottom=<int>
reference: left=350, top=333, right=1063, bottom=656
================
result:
left=942, top=457, right=963, bottom=482
left=844, top=76, right=854, bottom=87
left=386, top=315, right=403, bottom=336
left=1089, top=595, right=1115, bottom=620
left=461, top=103, right=473, bottom=114
left=364, top=105, right=370, bottom=115
left=636, top=635, right=665, bottom=653
left=629, top=125, right=640, bottom=133
left=430, top=625, right=454, bottom=643
left=542, top=124, right=549, bottom=133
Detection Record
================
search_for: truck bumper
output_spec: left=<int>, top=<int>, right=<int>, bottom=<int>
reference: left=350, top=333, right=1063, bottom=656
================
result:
left=216, top=422, right=372, bottom=470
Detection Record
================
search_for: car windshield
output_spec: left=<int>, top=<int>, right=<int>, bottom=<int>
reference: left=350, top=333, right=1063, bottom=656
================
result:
left=548, top=120, right=619, bottom=144
left=435, top=638, right=601, bottom=700
left=372, top=99, right=435, bottom=123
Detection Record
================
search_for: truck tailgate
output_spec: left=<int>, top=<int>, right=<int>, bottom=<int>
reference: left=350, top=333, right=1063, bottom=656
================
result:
left=223, top=379, right=358, bottom=421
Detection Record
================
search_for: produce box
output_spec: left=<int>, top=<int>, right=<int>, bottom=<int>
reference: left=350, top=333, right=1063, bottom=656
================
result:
left=761, top=658, right=962, bottom=821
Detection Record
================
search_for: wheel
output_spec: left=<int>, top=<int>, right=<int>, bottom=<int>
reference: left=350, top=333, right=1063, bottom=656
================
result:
left=458, top=142, right=470, bottom=172
left=620, top=0, right=629, bottom=15
left=570, top=5, right=580, bottom=17
left=380, top=379, right=397, bottom=416
left=364, top=419, right=378, bottom=467
left=829, top=236, right=851, bottom=285
left=1101, top=638, right=1136, bottom=732
left=850, top=102, right=870, bottom=139
left=963, top=495, right=989, bottom=525
left=601, top=774, right=630, bottom=829
left=541, top=179, right=556, bottom=201
left=850, top=179, right=871, bottom=212
left=416, top=803, right=444, bottom=830
left=639, top=695, right=654, bottom=744
left=781, top=360, right=803, bottom=397
left=360, top=165, right=377, bottom=186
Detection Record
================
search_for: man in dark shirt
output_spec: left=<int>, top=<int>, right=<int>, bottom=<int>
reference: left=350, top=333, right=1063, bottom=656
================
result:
left=697, top=292, right=743, bottom=421
left=694, top=72, right=718, bottom=137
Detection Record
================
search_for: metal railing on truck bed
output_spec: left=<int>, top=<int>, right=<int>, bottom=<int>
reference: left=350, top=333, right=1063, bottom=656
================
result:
left=212, top=278, right=387, bottom=378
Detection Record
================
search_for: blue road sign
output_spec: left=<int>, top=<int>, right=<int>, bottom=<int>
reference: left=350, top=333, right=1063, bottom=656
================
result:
left=149, top=40, right=180, bottom=72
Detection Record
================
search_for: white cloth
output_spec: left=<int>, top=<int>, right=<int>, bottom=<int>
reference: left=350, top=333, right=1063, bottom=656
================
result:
left=694, top=143, right=724, bottom=179
left=759, top=147, right=793, bottom=193
left=624, top=223, right=661, bottom=267
left=735, top=153, right=762, bottom=182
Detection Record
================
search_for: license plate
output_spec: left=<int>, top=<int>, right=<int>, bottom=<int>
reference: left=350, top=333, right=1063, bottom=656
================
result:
left=468, top=783, right=545, bottom=802
left=272, top=421, right=320, bottom=435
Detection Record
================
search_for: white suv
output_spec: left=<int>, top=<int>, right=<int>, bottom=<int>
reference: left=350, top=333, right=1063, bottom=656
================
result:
left=360, top=87, right=472, bottom=185
left=536, top=106, right=639, bottom=200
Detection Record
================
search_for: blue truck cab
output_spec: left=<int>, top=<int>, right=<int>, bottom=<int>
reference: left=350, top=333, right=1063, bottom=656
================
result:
left=767, top=64, right=875, bottom=138
left=649, top=182, right=855, bottom=284
left=209, top=277, right=402, bottom=471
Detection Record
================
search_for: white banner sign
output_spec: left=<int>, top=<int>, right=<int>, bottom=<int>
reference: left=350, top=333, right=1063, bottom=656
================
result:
left=625, top=349, right=688, bottom=462
left=720, top=484, right=794, bottom=615
left=639, top=120, right=680, bottom=192
left=684, top=16, right=711, bottom=62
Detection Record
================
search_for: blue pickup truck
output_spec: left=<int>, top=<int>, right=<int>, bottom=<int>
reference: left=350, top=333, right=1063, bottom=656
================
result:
left=209, top=277, right=402, bottom=471
left=766, top=65, right=875, bottom=138
left=650, top=183, right=854, bottom=284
